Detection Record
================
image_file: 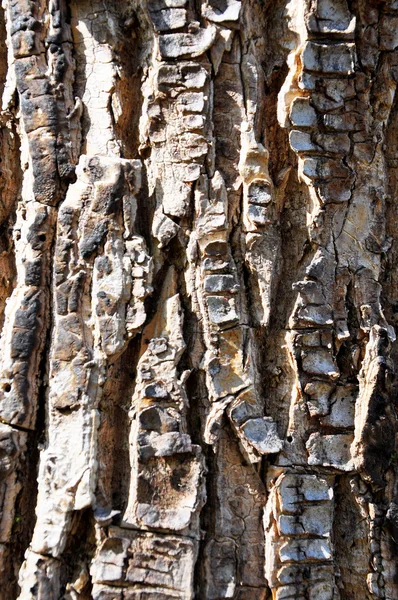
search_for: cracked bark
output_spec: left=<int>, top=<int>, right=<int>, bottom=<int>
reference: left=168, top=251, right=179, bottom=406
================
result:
left=1, top=0, right=398, bottom=599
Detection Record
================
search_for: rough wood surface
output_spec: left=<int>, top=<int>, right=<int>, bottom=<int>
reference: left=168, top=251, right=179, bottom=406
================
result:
left=0, top=0, right=398, bottom=598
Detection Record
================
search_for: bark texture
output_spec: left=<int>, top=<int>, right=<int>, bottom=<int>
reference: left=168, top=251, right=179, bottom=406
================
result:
left=1, top=0, right=398, bottom=598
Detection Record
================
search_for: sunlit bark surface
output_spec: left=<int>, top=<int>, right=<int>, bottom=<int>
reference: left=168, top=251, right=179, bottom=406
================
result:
left=1, top=1, right=398, bottom=598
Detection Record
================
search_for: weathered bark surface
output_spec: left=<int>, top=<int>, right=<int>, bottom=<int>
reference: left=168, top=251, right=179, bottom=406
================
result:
left=1, top=0, right=398, bottom=598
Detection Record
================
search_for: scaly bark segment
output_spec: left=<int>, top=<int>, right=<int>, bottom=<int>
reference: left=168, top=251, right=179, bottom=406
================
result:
left=263, top=1, right=398, bottom=599
left=18, top=155, right=152, bottom=599
left=0, top=2, right=77, bottom=593
left=0, top=0, right=76, bottom=429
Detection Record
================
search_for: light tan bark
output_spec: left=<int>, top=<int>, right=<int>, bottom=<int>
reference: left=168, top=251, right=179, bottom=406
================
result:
left=0, top=1, right=398, bottom=599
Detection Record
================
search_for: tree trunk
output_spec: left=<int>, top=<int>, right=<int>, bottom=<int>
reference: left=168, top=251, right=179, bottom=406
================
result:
left=0, top=0, right=398, bottom=598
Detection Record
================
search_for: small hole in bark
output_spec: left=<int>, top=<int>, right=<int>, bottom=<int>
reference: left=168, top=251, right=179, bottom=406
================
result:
left=287, top=435, right=293, bottom=442
left=38, top=234, right=46, bottom=242
left=140, top=147, right=151, bottom=160
left=3, top=383, right=11, bottom=392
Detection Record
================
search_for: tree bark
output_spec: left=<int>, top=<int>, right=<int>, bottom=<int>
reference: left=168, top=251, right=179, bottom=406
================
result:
left=0, top=0, right=398, bottom=598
